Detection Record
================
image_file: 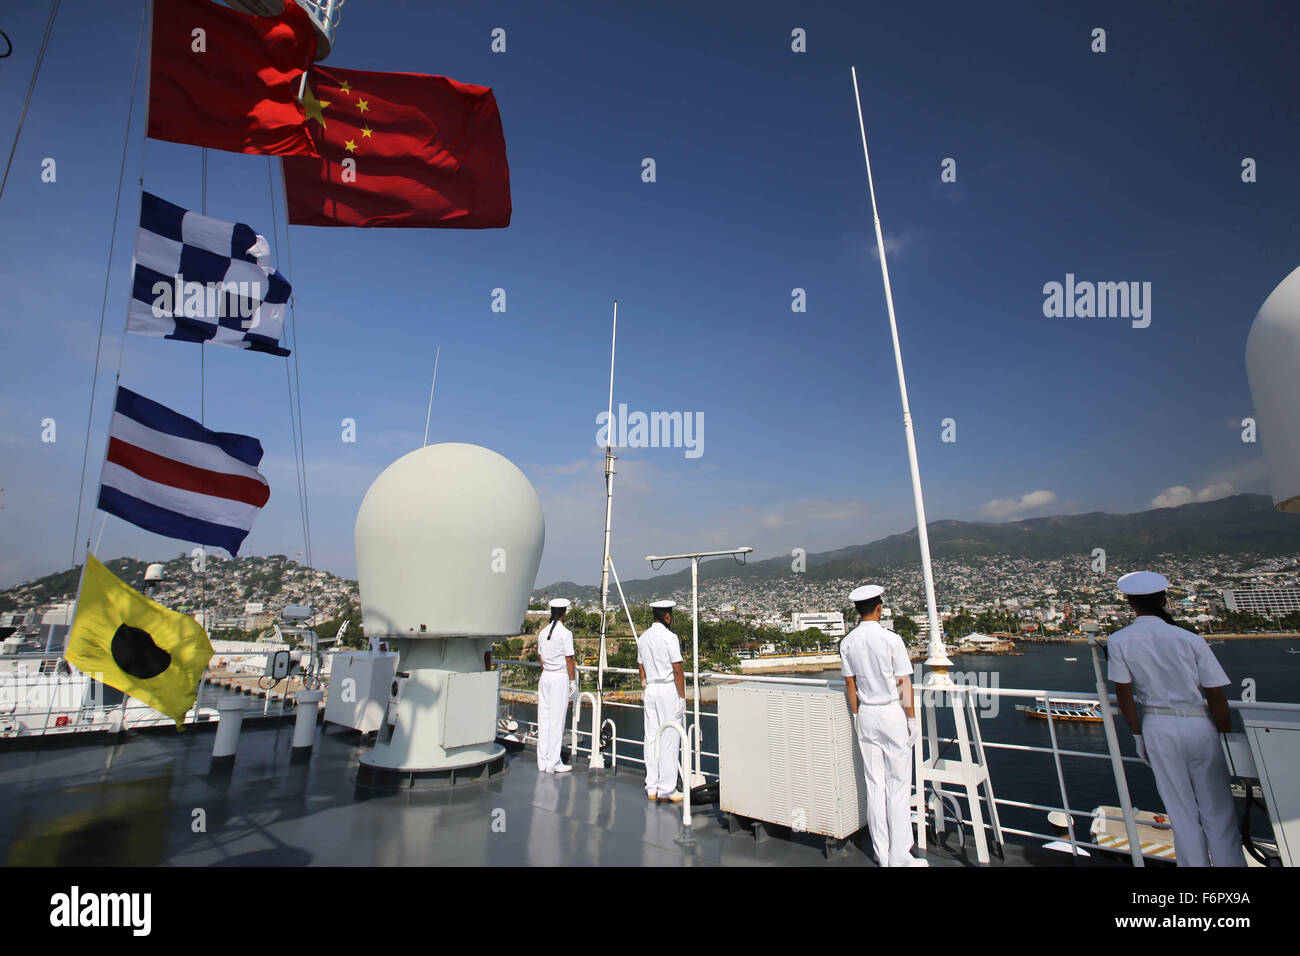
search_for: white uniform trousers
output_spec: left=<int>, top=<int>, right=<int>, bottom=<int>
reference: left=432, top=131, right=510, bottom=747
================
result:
left=1144, top=714, right=1244, bottom=867
left=856, top=703, right=915, bottom=867
left=536, top=670, right=570, bottom=772
left=643, top=682, right=681, bottom=797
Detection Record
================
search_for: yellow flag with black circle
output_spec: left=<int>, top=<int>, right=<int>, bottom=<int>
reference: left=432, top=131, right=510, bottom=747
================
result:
left=65, top=554, right=214, bottom=728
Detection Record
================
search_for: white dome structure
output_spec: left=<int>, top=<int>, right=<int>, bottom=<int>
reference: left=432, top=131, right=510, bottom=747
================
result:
left=144, top=563, right=165, bottom=582
left=1246, top=265, right=1300, bottom=513
left=354, top=442, right=544, bottom=637
left=352, top=443, right=545, bottom=784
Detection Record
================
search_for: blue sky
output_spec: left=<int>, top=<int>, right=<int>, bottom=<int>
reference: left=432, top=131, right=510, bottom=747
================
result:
left=1, top=0, right=1298, bottom=590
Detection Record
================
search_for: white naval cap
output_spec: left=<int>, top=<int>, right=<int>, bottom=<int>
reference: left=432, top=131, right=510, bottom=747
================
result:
left=650, top=600, right=676, bottom=609
left=548, top=598, right=571, bottom=609
left=1116, top=571, right=1169, bottom=595
left=849, top=584, right=884, bottom=602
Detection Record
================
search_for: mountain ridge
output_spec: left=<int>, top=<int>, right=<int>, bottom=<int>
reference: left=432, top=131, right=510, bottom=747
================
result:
left=533, top=494, right=1300, bottom=602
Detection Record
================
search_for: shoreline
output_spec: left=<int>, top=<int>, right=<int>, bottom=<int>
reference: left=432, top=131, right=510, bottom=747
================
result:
left=496, top=634, right=1300, bottom=697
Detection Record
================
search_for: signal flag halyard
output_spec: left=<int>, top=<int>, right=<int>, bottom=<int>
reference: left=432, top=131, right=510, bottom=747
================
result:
left=66, top=555, right=214, bottom=729
left=97, top=387, right=270, bottom=557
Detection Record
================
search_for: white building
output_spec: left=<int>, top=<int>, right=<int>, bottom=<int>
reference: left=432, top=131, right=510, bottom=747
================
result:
left=789, top=612, right=845, bottom=639
left=1222, top=587, right=1300, bottom=618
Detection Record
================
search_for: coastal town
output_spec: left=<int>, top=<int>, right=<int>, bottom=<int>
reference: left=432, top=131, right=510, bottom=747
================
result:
left=5, top=549, right=1297, bottom=680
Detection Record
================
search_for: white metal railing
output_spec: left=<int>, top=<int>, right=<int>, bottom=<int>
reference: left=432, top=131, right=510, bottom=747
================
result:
left=0, top=658, right=313, bottom=739
left=494, top=654, right=1291, bottom=866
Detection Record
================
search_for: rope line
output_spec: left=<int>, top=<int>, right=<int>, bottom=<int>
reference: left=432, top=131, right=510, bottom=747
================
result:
left=265, top=158, right=312, bottom=575
left=0, top=0, right=62, bottom=201
left=69, top=2, right=147, bottom=570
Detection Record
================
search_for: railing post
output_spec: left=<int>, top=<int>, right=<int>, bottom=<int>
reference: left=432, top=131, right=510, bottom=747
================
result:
left=655, top=721, right=696, bottom=843
left=1088, top=635, right=1144, bottom=867
left=1040, top=692, right=1080, bottom=858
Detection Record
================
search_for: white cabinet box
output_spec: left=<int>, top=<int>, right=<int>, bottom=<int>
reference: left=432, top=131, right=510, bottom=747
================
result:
left=718, top=682, right=870, bottom=840
left=324, top=651, right=400, bottom=733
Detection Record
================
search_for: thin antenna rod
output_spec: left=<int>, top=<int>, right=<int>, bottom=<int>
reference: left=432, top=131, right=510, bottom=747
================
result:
left=423, top=345, right=440, bottom=447
left=850, top=66, right=951, bottom=679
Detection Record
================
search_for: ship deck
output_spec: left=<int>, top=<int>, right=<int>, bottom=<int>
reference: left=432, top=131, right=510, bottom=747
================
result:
left=0, top=719, right=1140, bottom=867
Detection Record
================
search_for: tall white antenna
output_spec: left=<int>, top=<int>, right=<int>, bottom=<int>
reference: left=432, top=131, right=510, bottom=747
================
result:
left=422, top=345, right=440, bottom=447
left=850, top=66, right=952, bottom=682
left=592, top=301, right=618, bottom=769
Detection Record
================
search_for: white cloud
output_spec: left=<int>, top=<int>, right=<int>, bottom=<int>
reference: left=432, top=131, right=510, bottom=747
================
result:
left=979, top=489, right=1057, bottom=520
left=1150, top=482, right=1236, bottom=509
left=867, top=230, right=918, bottom=263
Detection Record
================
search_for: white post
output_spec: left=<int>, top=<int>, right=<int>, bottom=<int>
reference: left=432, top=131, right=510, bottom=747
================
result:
left=292, top=688, right=323, bottom=752
left=849, top=66, right=951, bottom=684
left=689, top=557, right=702, bottom=784
left=212, top=694, right=247, bottom=761
left=1088, top=635, right=1145, bottom=866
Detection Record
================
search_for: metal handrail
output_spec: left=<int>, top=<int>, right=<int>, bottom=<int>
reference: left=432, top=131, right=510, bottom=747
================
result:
left=653, top=721, right=693, bottom=833
left=0, top=674, right=308, bottom=738
left=571, top=691, right=599, bottom=760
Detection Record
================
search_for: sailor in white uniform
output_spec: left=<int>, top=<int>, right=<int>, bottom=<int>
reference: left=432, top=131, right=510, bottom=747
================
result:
left=1108, top=571, right=1243, bottom=866
left=637, top=599, right=686, bottom=802
left=536, top=598, right=577, bottom=774
left=840, top=584, right=926, bottom=867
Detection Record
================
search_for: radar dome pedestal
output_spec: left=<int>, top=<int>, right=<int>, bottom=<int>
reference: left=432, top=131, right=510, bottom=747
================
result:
left=353, top=443, right=544, bottom=786
left=1246, top=265, right=1300, bottom=513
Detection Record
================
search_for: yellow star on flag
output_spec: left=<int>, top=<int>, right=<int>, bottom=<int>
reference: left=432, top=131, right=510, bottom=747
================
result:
left=361, top=126, right=373, bottom=138
left=344, top=139, right=358, bottom=153
left=338, top=80, right=352, bottom=95
left=357, top=98, right=370, bottom=114
left=302, top=84, right=330, bottom=129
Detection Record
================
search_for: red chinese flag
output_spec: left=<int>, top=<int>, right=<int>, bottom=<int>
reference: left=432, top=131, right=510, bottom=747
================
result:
left=283, top=66, right=512, bottom=228
left=147, top=0, right=318, bottom=156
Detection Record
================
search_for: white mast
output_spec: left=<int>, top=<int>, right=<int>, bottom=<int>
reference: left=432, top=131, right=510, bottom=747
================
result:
left=592, top=301, right=618, bottom=768
left=850, top=66, right=952, bottom=682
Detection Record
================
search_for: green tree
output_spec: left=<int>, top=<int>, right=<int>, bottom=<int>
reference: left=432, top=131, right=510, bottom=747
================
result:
left=946, top=611, right=977, bottom=640
left=892, top=614, right=918, bottom=641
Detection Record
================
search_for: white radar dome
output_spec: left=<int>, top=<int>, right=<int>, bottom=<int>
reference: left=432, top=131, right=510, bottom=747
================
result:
left=144, top=563, right=165, bottom=582
left=1246, top=264, right=1300, bottom=513
left=354, top=443, right=544, bottom=637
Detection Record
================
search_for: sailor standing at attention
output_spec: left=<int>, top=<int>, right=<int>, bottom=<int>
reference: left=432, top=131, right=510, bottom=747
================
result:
left=638, top=599, right=686, bottom=802
left=536, top=598, right=577, bottom=774
left=840, top=584, right=927, bottom=867
left=1108, top=571, right=1243, bottom=866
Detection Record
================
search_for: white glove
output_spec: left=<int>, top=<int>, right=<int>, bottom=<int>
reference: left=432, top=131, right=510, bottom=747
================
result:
left=907, top=716, right=920, bottom=747
left=568, top=679, right=578, bottom=700
left=675, top=697, right=686, bottom=721
left=1134, top=734, right=1150, bottom=766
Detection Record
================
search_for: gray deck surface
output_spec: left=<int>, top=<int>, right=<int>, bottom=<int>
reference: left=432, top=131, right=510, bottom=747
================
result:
left=0, top=719, right=1122, bottom=867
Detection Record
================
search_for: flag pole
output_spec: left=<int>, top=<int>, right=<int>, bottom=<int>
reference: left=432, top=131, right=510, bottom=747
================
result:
left=422, top=345, right=440, bottom=446
left=593, top=300, right=618, bottom=769
left=850, top=66, right=951, bottom=684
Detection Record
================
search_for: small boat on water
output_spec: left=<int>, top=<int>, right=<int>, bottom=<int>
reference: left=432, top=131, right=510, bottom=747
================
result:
left=1016, top=697, right=1103, bottom=722
left=1063, top=657, right=1078, bottom=662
